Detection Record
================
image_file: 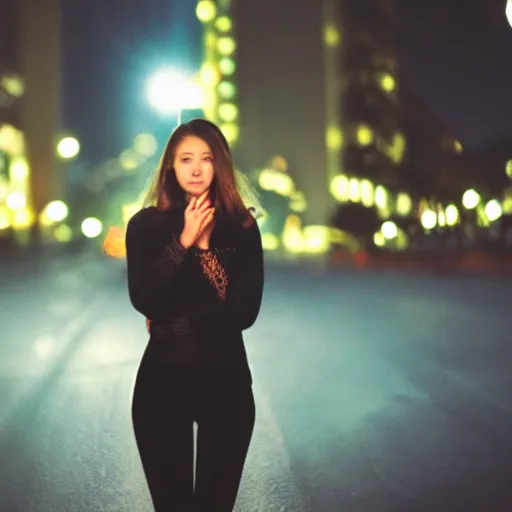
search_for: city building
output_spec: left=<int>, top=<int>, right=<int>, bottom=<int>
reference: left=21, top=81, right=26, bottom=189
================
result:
left=196, top=0, right=339, bottom=228
left=194, top=0, right=421, bottom=251
left=0, top=0, right=63, bottom=241
left=0, top=0, right=28, bottom=236
left=0, top=0, right=23, bottom=128
left=399, top=88, right=467, bottom=201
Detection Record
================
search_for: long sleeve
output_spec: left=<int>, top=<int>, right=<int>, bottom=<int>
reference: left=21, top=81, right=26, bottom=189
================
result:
left=125, top=208, right=189, bottom=319
left=187, top=219, right=264, bottom=331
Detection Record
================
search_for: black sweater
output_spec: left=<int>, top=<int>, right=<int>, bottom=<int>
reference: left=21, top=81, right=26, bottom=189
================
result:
left=125, top=205, right=264, bottom=382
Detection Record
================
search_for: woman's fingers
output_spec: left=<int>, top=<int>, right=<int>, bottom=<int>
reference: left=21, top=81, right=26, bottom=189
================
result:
left=186, top=197, right=197, bottom=212
left=197, top=199, right=211, bottom=215
left=198, top=207, right=215, bottom=229
left=199, top=190, right=209, bottom=204
left=196, top=192, right=210, bottom=212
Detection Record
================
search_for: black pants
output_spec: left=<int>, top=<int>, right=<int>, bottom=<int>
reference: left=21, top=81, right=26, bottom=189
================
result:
left=131, top=348, right=255, bottom=512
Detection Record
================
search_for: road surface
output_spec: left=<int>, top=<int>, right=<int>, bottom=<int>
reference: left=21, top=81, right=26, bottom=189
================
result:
left=0, top=253, right=511, bottom=511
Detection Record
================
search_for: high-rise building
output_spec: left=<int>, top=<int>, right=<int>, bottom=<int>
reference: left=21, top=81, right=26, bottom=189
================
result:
left=196, top=0, right=341, bottom=226
left=0, top=0, right=27, bottom=235
left=195, top=0, right=412, bottom=232
left=0, top=0, right=22, bottom=128
left=399, top=88, right=466, bottom=201
left=337, top=0, right=405, bottom=196
left=0, top=0, right=62, bottom=239
left=19, top=0, right=63, bottom=216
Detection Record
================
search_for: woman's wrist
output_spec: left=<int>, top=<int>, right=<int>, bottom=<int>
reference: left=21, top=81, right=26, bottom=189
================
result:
left=179, top=230, right=194, bottom=249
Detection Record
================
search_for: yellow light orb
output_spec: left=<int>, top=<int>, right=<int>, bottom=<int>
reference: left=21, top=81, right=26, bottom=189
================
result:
left=196, top=0, right=216, bottom=23
left=43, top=200, right=69, bottom=223
left=81, top=217, right=103, bottom=238
left=462, top=189, right=480, bottom=209
left=421, top=209, right=437, bottom=230
left=57, top=137, right=80, bottom=160
left=381, top=221, right=398, bottom=240
left=484, top=199, right=502, bottom=222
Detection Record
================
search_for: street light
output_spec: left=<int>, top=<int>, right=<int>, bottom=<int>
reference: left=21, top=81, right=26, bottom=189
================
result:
left=462, top=189, right=480, bottom=210
left=57, top=136, right=80, bottom=160
left=146, top=68, right=204, bottom=124
left=507, top=0, right=512, bottom=28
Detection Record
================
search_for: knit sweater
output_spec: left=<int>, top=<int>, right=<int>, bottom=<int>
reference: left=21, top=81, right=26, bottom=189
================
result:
left=125, top=205, right=264, bottom=382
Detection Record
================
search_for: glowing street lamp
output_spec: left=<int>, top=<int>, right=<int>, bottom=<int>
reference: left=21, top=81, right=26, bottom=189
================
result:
left=507, top=0, right=512, bottom=28
left=57, top=136, right=80, bottom=160
left=462, top=189, right=480, bottom=210
left=146, top=68, right=204, bottom=124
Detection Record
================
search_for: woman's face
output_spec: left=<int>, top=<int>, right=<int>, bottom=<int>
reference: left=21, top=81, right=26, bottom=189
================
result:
left=173, top=135, right=215, bottom=199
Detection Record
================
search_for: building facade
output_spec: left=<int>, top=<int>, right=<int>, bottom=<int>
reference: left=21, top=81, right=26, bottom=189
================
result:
left=0, top=0, right=27, bottom=235
left=194, top=0, right=429, bottom=250
left=196, top=0, right=341, bottom=227
left=0, top=0, right=23, bottom=128
left=0, top=0, right=63, bottom=238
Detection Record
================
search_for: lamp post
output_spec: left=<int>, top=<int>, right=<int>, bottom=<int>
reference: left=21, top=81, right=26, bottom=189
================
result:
left=146, top=68, right=204, bottom=124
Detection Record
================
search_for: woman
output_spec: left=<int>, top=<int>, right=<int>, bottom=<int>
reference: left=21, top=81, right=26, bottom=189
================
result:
left=125, top=119, right=264, bottom=511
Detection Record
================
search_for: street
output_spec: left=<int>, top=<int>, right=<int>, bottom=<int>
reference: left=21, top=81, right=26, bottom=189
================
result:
left=0, top=253, right=511, bottom=512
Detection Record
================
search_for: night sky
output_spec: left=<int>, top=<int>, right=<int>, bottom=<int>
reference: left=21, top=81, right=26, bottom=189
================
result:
left=61, top=0, right=512, bottom=166
left=398, top=0, right=512, bottom=150
left=62, top=0, right=202, bottom=166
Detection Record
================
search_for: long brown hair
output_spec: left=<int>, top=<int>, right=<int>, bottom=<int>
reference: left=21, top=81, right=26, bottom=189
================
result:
left=144, top=119, right=255, bottom=227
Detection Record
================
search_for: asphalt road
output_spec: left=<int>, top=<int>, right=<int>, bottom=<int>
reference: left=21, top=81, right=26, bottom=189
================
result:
left=0, top=253, right=511, bottom=512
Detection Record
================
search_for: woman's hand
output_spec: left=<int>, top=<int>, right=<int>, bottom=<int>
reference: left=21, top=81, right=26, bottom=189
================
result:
left=180, top=191, right=215, bottom=249
left=146, top=318, right=151, bottom=332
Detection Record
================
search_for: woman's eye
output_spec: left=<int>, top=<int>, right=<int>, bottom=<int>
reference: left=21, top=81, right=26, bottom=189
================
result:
left=181, top=158, right=191, bottom=163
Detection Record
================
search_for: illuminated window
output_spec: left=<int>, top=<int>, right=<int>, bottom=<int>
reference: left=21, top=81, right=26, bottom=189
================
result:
left=217, top=37, right=236, bottom=56
left=421, top=209, right=437, bottom=230
left=196, top=0, right=217, bottom=23
left=505, top=159, right=512, bottom=178
left=375, top=185, right=388, bottom=209
left=219, top=58, right=236, bottom=76
left=349, top=178, right=360, bottom=202
left=381, top=221, right=398, bottom=240
left=356, top=125, right=373, bottom=146
left=385, top=132, right=406, bottom=163
left=323, top=23, right=341, bottom=47
left=206, top=32, right=217, bottom=51
left=0, top=124, right=25, bottom=156
left=219, top=123, right=239, bottom=145
left=445, top=204, right=459, bottom=226
left=462, top=189, right=480, bottom=209
left=378, top=72, right=396, bottom=93
left=269, top=155, right=288, bottom=172
left=485, top=199, right=502, bottom=222
left=217, top=81, right=237, bottom=99
left=329, top=174, right=349, bottom=202
left=0, top=74, right=25, bottom=98
left=200, top=62, right=221, bottom=87
left=325, top=125, right=343, bottom=151
left=361, top=179, right=374, bottom=207
left=215, top=16, right=232, bottom=32
left=218, top=103, right=238, bottom=122
left=395, top=193, right=412, bottom=216
left=9, top=157, right=29, bottom=180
